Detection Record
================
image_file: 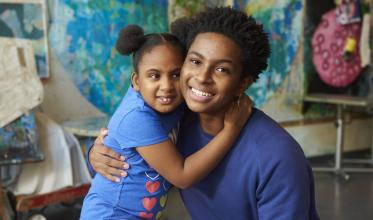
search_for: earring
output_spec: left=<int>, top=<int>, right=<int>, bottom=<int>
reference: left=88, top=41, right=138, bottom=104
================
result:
left=236, top=94, right=242, bottom=108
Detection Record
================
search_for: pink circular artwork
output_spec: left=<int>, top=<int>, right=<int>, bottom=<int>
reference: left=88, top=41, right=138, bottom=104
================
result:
left=312, top=9, right=362, bottom=88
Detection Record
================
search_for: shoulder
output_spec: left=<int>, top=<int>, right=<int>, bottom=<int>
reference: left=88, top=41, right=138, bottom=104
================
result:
left=110, top=88, right=158, bottom=126
left=108, top=90, right=162, bottom=137
left=245, top=109, right=304, bottom=156
left=241, top=109, right=309, bottom=176
left=108, top=106, right=167, bottom=148
left=117, top=106, right=160, bottom=130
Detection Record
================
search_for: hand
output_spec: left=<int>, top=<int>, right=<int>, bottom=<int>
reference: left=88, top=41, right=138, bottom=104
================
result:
left=89, top=128, right=129, bottom=182
left=224, top=95, right=253, bottom=131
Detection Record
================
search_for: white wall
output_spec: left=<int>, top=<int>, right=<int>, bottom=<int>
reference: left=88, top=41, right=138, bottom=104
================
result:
left=285, top=117, right=373, bottom=157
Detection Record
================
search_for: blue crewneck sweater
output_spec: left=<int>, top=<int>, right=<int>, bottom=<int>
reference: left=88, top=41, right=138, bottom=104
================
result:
left=177, top=108, right=319, bottom=220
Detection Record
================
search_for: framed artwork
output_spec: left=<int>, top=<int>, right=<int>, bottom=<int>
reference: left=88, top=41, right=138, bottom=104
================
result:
left=0, top=0, right=50, bottom=78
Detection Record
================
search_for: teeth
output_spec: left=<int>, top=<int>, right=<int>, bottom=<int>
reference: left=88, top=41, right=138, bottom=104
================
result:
left=160, top=97, right=171, bottom=102
left=191, top=88, right=212, bottom=97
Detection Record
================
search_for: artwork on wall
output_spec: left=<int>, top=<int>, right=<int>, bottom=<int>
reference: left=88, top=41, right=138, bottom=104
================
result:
left=0, top=37, right=43, bottom=128
left=304, top=0, right=371, bottom=98
left=0, top=0, right=50, bottom=78
left=240, top=0, right=304, bottom=108
left=49, top=1, right=169, bottom=115
left=312, top=9, right=362, bottom=88
left=46, top=0, right=304, bottom=121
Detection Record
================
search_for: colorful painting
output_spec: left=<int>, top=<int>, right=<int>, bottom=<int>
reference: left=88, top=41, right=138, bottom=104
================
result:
left=49, top=0, right=168, bottom=115
left=48, top=0, right=303, bottom=114
left=232, top=0, right=303, bottom=107
left=0, top=0, right=50, bottom=78
left=0, top=113, right=38, bottom=152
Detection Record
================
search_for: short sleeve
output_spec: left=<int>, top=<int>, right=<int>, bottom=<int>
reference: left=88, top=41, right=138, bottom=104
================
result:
left=112, top=109, right=169, bottom=149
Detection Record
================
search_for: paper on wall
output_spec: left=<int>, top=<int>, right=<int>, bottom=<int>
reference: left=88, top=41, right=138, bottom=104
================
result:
left=0, top=37, right=43, bottom=128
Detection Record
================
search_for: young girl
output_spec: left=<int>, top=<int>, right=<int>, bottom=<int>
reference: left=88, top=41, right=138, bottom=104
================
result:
left=80, top=25, right=251, bottom=220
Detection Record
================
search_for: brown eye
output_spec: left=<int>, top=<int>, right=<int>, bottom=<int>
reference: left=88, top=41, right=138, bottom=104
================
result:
left=149, top=72, right=160, bottom=79
left=190, top=59, right=201, bottom=65
left=172, top=72, right=180, bottom=79
left=216, top=67, right=229, bottom=73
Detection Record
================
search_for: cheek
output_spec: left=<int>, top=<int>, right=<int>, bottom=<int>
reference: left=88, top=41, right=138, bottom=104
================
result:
left=139, top=82, right=156, bottom=94
left=180, top=74, right=188, bottom=89
left=218, top=80, right=241, bottom=98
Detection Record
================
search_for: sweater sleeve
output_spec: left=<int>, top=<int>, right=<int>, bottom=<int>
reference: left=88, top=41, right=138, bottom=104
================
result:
left=85, top=140, right=96, bottom=176
left=256, top=139, right=319, bottom=220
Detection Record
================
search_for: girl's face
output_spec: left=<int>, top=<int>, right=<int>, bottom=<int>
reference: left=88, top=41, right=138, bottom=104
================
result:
left=180, top=32, right=251, bottom=116
left=132, top=44, right=184, bottom=114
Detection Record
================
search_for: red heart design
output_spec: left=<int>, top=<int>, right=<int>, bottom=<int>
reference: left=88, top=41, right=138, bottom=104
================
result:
left=142, top=197, right=157, bottom=211
left=146, top=181, right=160, bottom=194
left=139, top=212, right=154, bottom=219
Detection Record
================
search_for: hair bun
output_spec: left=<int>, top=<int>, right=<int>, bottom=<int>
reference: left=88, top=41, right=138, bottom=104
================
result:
left=116, top=24, right=145, bottom=55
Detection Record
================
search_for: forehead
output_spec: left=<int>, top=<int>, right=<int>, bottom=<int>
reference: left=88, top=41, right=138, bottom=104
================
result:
left=188, top=32, right=242, bottom=62
left=138, top=44, right=183, bottom=70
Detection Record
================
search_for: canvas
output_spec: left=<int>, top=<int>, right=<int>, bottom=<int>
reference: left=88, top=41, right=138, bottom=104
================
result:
left=0, top=37, right=43, bottom=128
left=0, top=0, right=50, bottom=78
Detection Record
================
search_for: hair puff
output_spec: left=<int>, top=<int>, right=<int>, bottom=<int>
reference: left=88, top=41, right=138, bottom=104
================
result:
left=116, top=24, right=145, bottom=55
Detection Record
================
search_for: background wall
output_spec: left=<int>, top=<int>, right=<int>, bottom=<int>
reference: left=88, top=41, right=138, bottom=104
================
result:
left=38, top=0, right=372, bottom=156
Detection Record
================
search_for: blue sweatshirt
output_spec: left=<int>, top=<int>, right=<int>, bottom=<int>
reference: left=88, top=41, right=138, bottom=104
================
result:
left=177, top=108, right=319, bottom=220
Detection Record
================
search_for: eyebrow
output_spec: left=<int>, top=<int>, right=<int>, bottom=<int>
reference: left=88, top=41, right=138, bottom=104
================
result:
left=145, top=67, right=181, bottom=74
left=145, top=68, right=160, bottom=72
left=188, top=51, right=233, bottom=64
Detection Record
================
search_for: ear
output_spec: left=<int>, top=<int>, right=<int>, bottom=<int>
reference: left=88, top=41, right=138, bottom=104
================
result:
left=131, top=72, right=140, bottom=91
left=236, top=76, right=253, bottom=96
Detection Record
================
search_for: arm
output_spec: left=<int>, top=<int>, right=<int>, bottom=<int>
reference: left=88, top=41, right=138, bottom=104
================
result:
left=256, top=142, right=319, bottom=219
left=137, top=96, right=252, bottom=189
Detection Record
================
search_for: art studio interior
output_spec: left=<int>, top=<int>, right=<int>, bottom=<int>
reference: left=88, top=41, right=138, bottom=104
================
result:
left=1, top=0, right=373, bottom=220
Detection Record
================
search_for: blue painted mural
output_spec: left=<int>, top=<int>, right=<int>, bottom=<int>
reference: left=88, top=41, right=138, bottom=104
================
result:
left=49, top=0, right=168, bottom=115
left=49, top=0, right=303, bottom=114
left=237, top=0, right=303, bottom=107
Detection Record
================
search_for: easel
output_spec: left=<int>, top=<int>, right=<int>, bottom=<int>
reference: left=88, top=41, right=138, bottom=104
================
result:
left=305, top=93, right=373, bottom=180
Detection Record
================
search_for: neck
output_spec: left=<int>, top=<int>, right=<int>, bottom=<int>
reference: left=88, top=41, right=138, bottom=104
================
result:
left=198, top=111, right=225, bottom=136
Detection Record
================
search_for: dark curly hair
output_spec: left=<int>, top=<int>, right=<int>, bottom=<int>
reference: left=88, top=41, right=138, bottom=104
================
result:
left=171, top=7, right=271, bottom=81
left=116, top=25, right=184, bottom=73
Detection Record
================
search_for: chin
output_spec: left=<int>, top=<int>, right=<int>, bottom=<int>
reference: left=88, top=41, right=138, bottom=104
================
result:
left=185, top=102, right=210, bottom=114
left=155, top=106, right=178, bottom=114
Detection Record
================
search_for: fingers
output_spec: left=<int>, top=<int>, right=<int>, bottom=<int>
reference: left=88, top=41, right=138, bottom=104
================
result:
left=90, top=145, right=126, bottom=169
left=91, top=155, right=129, bottom=182
left=98, top=169, right=121, bottom=183
left=96, top=164, right=128, bottom=183
left=103, top=154, right=128, bottom=169
left=96, top=144, right=125, bottom=162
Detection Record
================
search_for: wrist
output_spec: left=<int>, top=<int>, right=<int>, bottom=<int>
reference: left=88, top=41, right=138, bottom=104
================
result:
left=222, top=124, right=240, bottom=134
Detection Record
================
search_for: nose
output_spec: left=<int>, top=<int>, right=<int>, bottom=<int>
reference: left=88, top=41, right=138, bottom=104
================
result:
left=195, top=66, right=213, bottom=84
left=160, top=77, right=174, bottom=91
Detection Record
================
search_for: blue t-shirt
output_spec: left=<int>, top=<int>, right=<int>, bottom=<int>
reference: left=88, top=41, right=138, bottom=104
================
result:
left=177, top=109, right=319, bottom=220
left=81, top=87, right=183, bottom=220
